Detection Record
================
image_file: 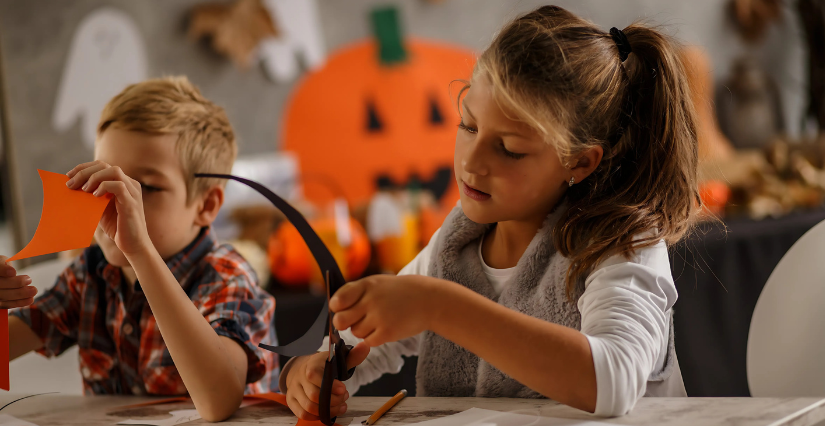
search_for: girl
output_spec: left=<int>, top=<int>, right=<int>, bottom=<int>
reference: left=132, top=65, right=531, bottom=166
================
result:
left=281, top=5, right=697, bottom=418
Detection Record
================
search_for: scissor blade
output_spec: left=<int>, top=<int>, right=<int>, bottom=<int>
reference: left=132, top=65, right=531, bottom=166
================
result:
left=326, top=270, right=337, bottom=361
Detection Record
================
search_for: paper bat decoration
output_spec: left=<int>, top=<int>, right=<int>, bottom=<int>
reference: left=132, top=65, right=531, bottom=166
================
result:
left=196, top=173, right=341, bottom=356
left=1, top=170, right=111, bottom=391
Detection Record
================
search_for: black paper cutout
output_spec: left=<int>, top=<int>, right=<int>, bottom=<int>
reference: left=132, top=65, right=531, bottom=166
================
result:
left=195, top=174, right=345, bottom=357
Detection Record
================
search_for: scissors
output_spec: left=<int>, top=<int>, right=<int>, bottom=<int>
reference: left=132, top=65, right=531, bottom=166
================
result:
left=319, top=270, right=356, bottom=424
left=195, top=173, right=355, bottom=426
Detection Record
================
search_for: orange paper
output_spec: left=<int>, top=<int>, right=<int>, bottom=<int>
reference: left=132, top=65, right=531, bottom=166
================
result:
left=9, top=170, right=111, bottom=261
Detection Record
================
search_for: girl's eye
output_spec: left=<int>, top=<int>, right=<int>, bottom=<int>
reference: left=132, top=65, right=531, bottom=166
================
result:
left=141, top=184, right=162, bottom=193
left=501, top=144, right=527, bottom=160
left=458, top=121, right=478, bottom=134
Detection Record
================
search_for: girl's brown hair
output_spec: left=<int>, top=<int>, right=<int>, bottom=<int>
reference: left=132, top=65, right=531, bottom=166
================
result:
left=474, top=6, right=699, bottom=296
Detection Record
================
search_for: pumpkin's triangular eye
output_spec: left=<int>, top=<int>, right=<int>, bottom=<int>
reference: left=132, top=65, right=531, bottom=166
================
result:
left=367, top=100, right=383, bottom=132
left=429, top=97, right=444, bottom=125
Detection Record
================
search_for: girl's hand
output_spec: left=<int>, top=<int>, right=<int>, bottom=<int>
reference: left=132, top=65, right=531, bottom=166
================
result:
left=285, top=344, right=369, bottom=420
left=66, top=161, right=151, bottom=257
left=330, top=275, right=443, bottom=346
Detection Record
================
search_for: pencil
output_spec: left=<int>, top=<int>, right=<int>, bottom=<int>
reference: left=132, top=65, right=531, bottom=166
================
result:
left=362, top=389, right=408, bottom=425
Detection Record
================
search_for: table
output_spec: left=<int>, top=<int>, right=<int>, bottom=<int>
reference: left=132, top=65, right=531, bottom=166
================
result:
left=2, top=395, right=825, bottom=426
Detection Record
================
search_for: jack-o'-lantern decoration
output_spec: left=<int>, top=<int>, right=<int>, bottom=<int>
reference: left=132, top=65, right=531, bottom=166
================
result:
left=281, top=6, right=475, bottom=230
left=268, top=217, right=371, bottom=288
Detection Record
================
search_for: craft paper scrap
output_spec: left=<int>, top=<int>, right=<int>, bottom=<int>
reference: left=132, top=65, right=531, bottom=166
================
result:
left=406, top=408, right=614, bottom=426
left=0, top=414, right=38, bottom=426
left=0, top=312, right=7, bottom=391
left=117, top=409, right=200, bottom=426
left=9, top=170, right=111, bottom=261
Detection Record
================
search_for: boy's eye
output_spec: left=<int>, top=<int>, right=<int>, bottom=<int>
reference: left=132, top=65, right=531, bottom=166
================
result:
left=458, top=121, right=478, bottom=134
left=501, top=144, right=527, bottom=160
left=140, top=184, right=162, bottom=193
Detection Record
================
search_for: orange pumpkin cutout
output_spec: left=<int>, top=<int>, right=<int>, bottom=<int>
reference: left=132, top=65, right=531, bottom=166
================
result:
left=282, top=7, right=475, bottom=223
left=268, top=217, right=371, bottom=287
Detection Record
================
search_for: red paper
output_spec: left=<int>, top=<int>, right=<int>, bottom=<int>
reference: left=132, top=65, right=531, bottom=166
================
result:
left=9, top=170, right=111, bottom=261
left=0, top=310, right=7, bottom=391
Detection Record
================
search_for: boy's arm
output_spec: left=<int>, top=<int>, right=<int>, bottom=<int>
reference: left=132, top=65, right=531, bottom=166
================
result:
left=127, top=249, right=248, bottom=422
left=9, top=316, right=43, bottom=360
left=69, top=162, right=248, bottom=422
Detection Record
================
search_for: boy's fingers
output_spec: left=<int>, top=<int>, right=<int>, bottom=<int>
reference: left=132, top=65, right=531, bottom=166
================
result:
left=94, top=181, right=132, bottom=206
left=0, top=286, right=37, bottom=301
left=67, top=160, right=103, bottom=179
left=68, top=162, right=109, bottom=190
left=330, top=282, right=366, bottom=312
left=0, top=275, right=32, bottom=289
left=0, top=260, right=16, bottom=277
left=0, top=296, right=35, bottom=309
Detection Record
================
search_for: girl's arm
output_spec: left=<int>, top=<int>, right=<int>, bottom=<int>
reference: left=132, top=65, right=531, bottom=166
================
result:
left=332, top=242, right=674, bottom=417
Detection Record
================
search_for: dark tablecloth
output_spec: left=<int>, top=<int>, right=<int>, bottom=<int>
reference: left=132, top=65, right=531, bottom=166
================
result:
left=272, top=209, right=825, bottom=397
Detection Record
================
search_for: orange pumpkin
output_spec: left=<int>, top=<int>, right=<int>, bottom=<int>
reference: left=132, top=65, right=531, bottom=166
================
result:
left=281, top=7, right=475, bottom=228
left=268, top=217, right=371, bottom=287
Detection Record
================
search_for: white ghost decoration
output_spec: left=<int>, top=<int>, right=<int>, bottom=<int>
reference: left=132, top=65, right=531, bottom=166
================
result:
left=52, top=7, right=148, bottom=149
left=259, top=0, right=325, bottom=82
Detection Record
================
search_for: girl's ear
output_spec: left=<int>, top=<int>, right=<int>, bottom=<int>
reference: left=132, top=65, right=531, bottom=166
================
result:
left=569, top=145, right=604, bottom=184
left=193, top=185, right=224, bottom=227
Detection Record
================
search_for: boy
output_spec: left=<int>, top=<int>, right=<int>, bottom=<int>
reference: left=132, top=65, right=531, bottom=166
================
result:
left=1, top=76, right=277, bottom=422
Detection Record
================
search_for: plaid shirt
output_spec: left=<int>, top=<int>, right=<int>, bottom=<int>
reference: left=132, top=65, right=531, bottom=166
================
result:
left=11, top=227, right=278, bottom=395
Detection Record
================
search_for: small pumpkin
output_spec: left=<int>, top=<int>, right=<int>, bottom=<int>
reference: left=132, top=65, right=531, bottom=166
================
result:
left=281, top=6, right=475, bottom=227
left=268, top=217, right=371, bottom=287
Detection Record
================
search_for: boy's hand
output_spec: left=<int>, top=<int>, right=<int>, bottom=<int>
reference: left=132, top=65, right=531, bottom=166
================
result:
left=67, top=161, right=151, bottom=256
left=285, top=343, right=369, bottom=420
left=331, top=275, right=440, bottom=347
left=0, top=256, right=35, bottom=308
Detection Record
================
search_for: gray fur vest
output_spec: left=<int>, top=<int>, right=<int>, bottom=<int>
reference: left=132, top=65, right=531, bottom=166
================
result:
left=415, top=205, right=677, bottom=397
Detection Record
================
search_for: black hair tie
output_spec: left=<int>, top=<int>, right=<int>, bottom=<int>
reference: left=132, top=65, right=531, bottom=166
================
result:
left=609, top=27, right=632, bottom=62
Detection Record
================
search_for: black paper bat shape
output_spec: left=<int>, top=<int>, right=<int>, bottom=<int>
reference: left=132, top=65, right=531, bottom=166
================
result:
left=196, top=173, right=354, bottom=426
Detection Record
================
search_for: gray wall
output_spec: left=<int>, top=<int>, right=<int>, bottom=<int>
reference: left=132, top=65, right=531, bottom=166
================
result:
left=0, top=0, right=806, bottom=249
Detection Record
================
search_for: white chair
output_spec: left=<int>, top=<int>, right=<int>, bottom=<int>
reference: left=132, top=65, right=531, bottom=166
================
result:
left=747, top=218, right=825, bottom=396
left=9, top=257, right=83, bottom=395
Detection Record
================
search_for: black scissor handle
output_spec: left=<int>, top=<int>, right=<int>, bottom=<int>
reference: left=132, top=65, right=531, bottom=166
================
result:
left=319, top=355, right=338, bottom=426
left=319, top=343, right=357, bottom=426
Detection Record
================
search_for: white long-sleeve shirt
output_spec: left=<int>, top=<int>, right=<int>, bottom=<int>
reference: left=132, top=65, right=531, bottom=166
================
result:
left=297, top=228, right=686, bottom=416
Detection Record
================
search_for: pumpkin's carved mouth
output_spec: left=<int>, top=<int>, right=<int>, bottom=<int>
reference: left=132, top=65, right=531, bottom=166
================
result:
left=375, top=166, right=453, bottom=201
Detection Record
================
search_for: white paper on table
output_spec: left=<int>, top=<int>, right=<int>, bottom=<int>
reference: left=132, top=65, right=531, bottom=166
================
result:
left=116, top=409, right=201, bottom=426
left=0, top=414, right=38, bottom=426
left=407, top=408, right=614, bottom=426
left=348, top=416, right=370, bottom=426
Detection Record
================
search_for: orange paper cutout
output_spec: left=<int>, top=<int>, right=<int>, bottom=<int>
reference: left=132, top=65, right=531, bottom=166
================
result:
left=0, top=311, right=7, bottom=391
left=8, top=170, right=111, bottom=261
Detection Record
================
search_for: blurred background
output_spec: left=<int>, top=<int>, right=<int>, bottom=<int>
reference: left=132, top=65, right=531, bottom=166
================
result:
left=0, top=0, right=820, bottom=400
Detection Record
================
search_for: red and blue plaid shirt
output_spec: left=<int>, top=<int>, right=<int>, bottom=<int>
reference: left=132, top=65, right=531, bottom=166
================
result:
left=11, top=227, right=279, bottom=395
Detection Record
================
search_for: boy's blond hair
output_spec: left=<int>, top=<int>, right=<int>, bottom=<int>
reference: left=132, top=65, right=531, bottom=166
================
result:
left=97, top=76, right=237, bottom=203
